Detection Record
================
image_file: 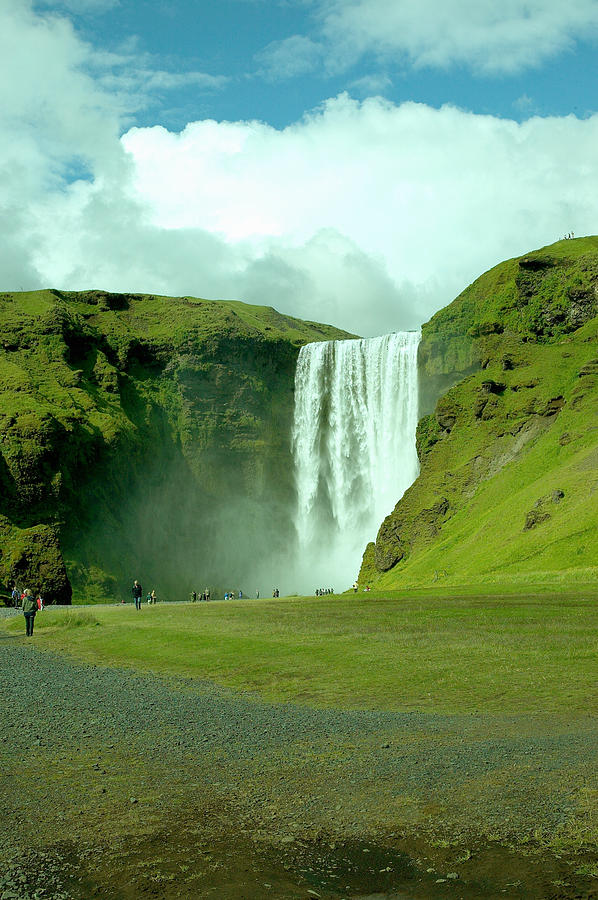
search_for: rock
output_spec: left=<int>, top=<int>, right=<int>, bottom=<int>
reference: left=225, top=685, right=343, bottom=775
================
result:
left=373, top=518, right=406, bottom=572
left=510, top=379, right=538, bottom=391
left=480, top=380, right=505, bottom=395
left=539, top=395, right=564, bottom=416
left=480, top=395, right=499, bottom=420
left=551, top=489, right=565, bottom=503
left=578, top=359, right=598, bottom=377
left=473, top=395, right=488, bottom=419
left=467, top=321, right=504, bottom=336
left=416, top=414, right=443, bottom=456
left=436, top=397, right=459, bottom=431
left=524, top=507, right=550, bottom=530
left=6, top=524, right=72, bottom=606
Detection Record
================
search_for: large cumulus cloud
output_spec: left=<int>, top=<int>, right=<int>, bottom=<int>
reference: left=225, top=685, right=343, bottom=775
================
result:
left=2, top=2, right=598, bottom=336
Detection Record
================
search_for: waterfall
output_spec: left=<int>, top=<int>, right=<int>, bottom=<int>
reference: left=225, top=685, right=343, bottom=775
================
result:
left=291, top=331, right=420, bottom=591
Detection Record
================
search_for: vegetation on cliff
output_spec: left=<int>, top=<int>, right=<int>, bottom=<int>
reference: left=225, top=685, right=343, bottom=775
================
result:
left=361, top=236, right=598, bottom=589
left=0, top=289, right=351, bottom=603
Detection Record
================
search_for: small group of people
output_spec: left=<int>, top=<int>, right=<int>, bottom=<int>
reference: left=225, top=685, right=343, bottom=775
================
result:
left=130, top=580, right=156, bottom=608
left=10, top=585, right=45, bottom=636
left=563, top=232, right=575, bottom=239
left=315, top=587, right=334, bottom=596
left=352, top=582, right=372, bottom=593
left=191, top=589, right=212, bottom=602
left=11, top=586, right=44, bottom=611
left=272, top=588, right=280, bottom=598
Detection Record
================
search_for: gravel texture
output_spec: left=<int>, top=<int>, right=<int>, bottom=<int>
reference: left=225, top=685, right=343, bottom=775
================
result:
left=1, top=626, right=597, bottom=898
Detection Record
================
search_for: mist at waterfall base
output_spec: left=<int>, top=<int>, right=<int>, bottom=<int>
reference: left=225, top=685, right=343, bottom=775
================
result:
left=91, top=331, right=420, bottom=602
left=288, top=332, right=420, bottom=594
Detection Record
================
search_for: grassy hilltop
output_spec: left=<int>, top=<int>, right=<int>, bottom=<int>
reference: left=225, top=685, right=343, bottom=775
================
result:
left=0, top=289, right=351, bottom=603
left=361, top=236, right=598, bottom=589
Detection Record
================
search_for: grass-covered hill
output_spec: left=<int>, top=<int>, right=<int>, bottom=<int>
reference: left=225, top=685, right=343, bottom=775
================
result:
left=0, top=289, right=351, bottom=604
left=360, top=236, right=598, bottom=590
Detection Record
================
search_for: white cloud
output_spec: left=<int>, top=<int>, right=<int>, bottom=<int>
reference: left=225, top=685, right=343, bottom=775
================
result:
left=2, top=3, right=598, bottom=339
left=348, top=72, right=393, bottom=96
left=143, top=71, right=229, bottom=91
left=0, top=1, right=124, bottom=210
left=95, top=67, right=230, bottom=100
left=255, top=34, right=324, bottom=80
left=295, top=0, right=598, bottom=76
left=116, top=94, right=598, bottom=325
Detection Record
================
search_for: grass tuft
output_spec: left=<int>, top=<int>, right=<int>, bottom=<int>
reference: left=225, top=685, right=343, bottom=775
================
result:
left=4, top=591, right=597, bottom=716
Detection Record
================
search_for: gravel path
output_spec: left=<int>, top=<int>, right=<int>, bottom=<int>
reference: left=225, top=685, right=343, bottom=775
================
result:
left=1, top=631, right=597, bottom=898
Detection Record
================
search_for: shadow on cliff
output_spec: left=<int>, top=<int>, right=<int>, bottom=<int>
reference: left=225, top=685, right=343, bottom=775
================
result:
left=60, top=373, right=298, bottom=602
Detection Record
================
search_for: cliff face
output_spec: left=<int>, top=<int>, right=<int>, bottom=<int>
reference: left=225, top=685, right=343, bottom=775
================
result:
left=0, top=290, right=352, bottom=603
left=361, top=236, right=598, bottom=588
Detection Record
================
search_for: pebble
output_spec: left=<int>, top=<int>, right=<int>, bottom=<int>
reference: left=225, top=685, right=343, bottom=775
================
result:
left=1, top=622, right=596, bottom=897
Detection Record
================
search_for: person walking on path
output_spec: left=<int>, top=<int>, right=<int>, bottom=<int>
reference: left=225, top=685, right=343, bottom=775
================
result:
left=22, top=590, right=37, bottom=636
left=132, top=580, right=143, bottom=610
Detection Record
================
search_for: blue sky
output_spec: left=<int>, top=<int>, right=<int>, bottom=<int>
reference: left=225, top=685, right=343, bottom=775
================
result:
left=41, top=0, right=598, bottom=129
left=3, top=0, right=598, bottom=335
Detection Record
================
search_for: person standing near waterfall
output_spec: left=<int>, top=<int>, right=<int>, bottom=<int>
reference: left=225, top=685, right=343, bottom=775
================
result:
left=22, top=590, right=37, bottom=636
left=132, top=580, right=143, bottom=610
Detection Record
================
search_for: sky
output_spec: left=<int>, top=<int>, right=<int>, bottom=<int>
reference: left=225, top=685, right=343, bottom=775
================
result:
left=2, top=0, right=598, bottom=336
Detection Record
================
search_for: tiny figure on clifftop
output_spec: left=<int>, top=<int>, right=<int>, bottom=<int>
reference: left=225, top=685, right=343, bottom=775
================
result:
left=22, top=589, right=37, bottom=636
left=132, top=580, right=143, bottom=610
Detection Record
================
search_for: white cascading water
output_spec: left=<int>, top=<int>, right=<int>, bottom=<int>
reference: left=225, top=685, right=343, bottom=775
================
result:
left=291, top=331, right=420, bottom=592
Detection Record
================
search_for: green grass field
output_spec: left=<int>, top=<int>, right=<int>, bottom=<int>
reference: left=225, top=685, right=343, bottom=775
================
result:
left=6, top=589, right=598, bottom=716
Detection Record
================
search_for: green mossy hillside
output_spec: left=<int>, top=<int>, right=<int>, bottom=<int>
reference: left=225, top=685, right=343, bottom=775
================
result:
left=0, top=289, right=351, bottom=603
left=360, top=237, right=598, bottom=589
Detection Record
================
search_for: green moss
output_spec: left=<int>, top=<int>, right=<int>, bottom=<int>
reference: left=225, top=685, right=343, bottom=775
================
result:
left=0, top=289, right=353, bottom=603
left=363, top=237, right=598, bottom=590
